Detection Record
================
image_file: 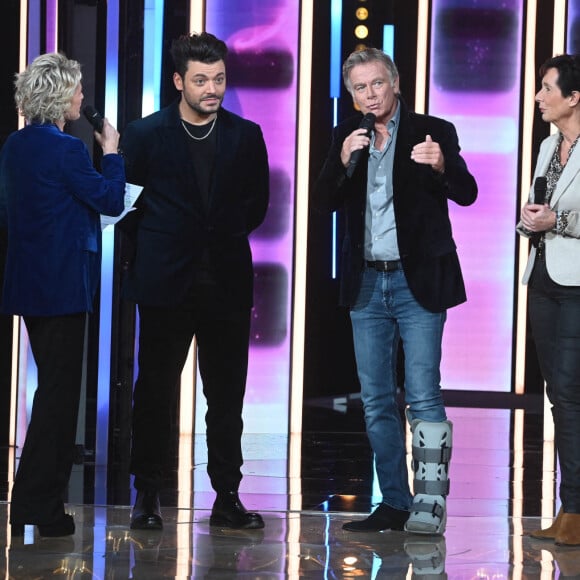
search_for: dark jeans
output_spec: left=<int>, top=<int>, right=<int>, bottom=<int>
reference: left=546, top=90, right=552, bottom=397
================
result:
left=130, top=287, right=251, bottom=493
left=529, top=255, right=580, bottom=513
left=10, top=313, right=86, bottom=524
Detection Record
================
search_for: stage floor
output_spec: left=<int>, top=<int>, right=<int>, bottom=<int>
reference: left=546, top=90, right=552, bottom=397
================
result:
left=0, top=394, right=574, bottom=578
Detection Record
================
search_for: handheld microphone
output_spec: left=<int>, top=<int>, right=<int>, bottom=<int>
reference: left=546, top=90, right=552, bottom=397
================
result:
left=531, top=176, right=548, bottom=247
left=346, top=112, right=376, bottom=178
left=533, top=175, right=547, bottom=204
left=83, top=105, right=104, bottom=133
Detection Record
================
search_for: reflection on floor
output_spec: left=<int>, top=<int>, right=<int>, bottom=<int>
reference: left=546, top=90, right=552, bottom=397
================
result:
left=1, top=398, right=576, bottom=578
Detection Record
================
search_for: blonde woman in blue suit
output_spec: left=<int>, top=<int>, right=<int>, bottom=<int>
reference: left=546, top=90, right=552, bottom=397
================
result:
left=0, top=52, right=125, bottom=537
left=518, top=54, right=580, bottom=547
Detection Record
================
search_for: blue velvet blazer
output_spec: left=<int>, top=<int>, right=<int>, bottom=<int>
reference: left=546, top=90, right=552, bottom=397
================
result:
left=0, top=122, right=125, bottom=316
left=118, top=102, right=270, bottom=311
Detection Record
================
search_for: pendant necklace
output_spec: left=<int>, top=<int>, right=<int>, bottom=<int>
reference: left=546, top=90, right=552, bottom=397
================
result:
left=181, top=116, right=217, bottom=141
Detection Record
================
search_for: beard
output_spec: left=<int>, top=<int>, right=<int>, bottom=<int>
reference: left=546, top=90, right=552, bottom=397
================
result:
left=185, top=95, right=223, bottom=119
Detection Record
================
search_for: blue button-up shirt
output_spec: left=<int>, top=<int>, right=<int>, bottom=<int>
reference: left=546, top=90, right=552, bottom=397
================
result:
left=364, top=102, right=400, bottom=261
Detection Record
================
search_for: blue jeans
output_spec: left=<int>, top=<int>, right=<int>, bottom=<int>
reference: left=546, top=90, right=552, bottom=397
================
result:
left=350, top=266, right=447, bottom=511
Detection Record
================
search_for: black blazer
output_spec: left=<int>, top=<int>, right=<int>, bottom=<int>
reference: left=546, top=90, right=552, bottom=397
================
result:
left=314, top=99, right=477, bottom=312
left=119, top=102, right=269, bottom=310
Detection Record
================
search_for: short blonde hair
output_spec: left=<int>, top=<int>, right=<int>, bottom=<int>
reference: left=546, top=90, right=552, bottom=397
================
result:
left=14, top=52, right=82, bottom=124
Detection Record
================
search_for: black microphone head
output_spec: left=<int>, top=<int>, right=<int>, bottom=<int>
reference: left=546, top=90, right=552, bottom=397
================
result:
left=359, top=112, right=376, bottom=134
left=83, top=105, right=104, bottom=132
left=534, top=176, right=547, bottom=204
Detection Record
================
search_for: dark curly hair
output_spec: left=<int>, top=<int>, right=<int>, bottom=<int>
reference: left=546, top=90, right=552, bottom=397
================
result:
left=170, top=32, right=228, bottom=79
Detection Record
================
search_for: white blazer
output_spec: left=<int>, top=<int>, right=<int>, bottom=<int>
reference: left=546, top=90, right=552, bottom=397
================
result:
left=519, top=132, right=580, bottom=285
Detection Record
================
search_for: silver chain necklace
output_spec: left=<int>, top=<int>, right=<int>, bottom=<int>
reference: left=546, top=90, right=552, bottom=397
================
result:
left=180, top=116, right=217, bottom=141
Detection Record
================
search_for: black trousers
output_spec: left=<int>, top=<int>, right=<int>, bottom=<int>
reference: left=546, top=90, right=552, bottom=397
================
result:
left=130, top=286, right=251, bottom=493
left=10, top=313, right=86, bottom=525
left=529, top=256, right=580, bottom=513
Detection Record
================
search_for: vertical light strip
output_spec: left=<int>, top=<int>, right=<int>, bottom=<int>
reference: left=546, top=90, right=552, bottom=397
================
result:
left=515, top=2, right=538, bottom=394
left=92, top=2, right=121, bottom=575
left=182, top=4, right=205, bottom=577
left=541, top=391, right=556, bottom=522
left=9, top=0, right=30, bottom=518
left=176, top=341, right=195, bottom=576
left=512, top=409, right=524, bottom=578
left=181, top=0, right=205, bottom=437
left=11, top=0, right=29, bottom=447
left=177, top=1, right=204, bottom=512
left=95, top=0, right=121, bottom=504
left=330, top=0, right=342, bottom=98
left=27, top=0, right=41, bottom=64
left=142, top=0, right=164, bottom=115
left=177, top=340, right=195, bottom=514
left=414, top=0, right=429, bottom=114
left=289, top=0, right=314, bottom=510
left=7, top=317, right=20, bottom=505
left=286, top=488, right=302, bottom=577
left=553, top=0, right=567, bottom=56
left=18, top=0, right=27, bottom=78
left=382, top=24, right=394, bottom=57
left=331, top=212, right=337, bottom=278
left=189, top=0, right=204, bottom=33
left=330, top=0, right=342, bottom=278
left=46, top=0, right=58, bottom=52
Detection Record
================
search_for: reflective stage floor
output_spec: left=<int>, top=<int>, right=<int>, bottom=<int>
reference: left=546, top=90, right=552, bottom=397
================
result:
left=1, top=394, right=576, bottom=579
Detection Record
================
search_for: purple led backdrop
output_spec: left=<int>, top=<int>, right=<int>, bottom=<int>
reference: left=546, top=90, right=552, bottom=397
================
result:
left=195, top=1, right=299, bottom=433
left=430, top=0, right=523, bottom=391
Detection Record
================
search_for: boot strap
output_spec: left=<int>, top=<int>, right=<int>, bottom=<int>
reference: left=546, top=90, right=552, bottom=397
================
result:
left=414, top=479, right=450, bottom=496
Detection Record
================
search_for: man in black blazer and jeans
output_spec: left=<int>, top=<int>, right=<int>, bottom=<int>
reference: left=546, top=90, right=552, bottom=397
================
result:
left=315, top=48, right=477, bottom=535
left=119, top=32, right=269, bottom=530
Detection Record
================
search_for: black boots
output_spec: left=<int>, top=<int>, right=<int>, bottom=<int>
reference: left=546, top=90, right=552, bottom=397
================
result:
left=130, top=490, right=163, bottom=530
left=210, top=491, right=264, bottom=529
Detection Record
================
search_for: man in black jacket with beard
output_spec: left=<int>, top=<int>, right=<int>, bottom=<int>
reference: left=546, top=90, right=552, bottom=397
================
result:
left=119, top=31, right=269, bottom=531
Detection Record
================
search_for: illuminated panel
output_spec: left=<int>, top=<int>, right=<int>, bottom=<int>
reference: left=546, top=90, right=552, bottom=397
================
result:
left=514, top=3, right=538, bottom=394
left=94, top=0, right=121, bottom=505
left=382, top=24, right=394, bottom=57
left=568, top=0, right=580, bottom=53
left=289, top=0, right=314, bottom=514
left=430, top=0, right=523, bottom=391
left=27, top=0, right=41, bottom=60
left=330, top=0, right=342, bottom=277
left=198, top=2, right=297, bottom=439
left=330, top=0, right=342, bottom=99
left=142, top=0, right=164, bottom=115
left=414, top=0, right=429, bottom=114
left=46, top=0, right=57, bottom=52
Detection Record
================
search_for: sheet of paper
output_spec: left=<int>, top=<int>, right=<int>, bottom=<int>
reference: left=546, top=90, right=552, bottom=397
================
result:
left=101, top=182, right=143, bottom=229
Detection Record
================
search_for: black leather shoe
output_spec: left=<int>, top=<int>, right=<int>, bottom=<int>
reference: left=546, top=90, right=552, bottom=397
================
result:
left=342, top=503, right=409, bottom=532
left=130, top=490, right=163, bottom=530
left=10, top=513, right=75, bottom=538
left=210, top=492, right=265, bottom=530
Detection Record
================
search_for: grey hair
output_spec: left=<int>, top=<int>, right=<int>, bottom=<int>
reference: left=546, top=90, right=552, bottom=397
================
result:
left=14, top=52, right=82, bottom=124
left=342, top=47, right=399, bottom=94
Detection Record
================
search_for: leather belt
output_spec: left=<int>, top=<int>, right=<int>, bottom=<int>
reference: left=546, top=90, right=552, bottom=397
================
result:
left=366, top=260, right=402, bottom=272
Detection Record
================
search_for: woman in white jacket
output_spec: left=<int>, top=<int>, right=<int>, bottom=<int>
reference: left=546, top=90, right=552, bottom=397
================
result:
left=518, top=53, right=580, bottom=547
